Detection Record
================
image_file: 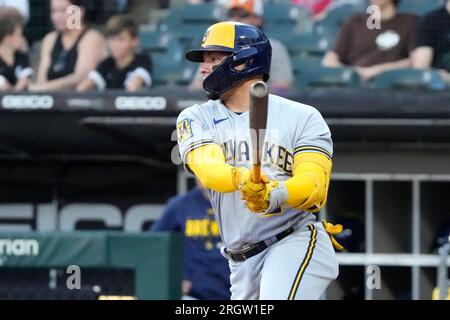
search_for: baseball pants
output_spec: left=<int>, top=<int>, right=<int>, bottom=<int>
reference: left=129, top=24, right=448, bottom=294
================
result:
left=226, top=221, right=339, bottom=300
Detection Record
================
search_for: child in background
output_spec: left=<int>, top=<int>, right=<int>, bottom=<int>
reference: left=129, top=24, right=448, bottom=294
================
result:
left=77, top=14, right=152, bottom=92
left=0, top=8, right=33, bottom=92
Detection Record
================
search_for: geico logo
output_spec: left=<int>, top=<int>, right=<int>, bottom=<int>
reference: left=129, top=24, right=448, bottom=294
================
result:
left=0, top=203, right=165, bottom=232
left=2, top=95, right=54, bottom=109
left=0, top=239, right=39, bottom=256
left=115, top=97, right=166, bottom=110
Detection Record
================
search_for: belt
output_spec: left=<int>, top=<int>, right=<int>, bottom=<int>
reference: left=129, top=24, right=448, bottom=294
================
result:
left=225, top=227, right=294, bottom=262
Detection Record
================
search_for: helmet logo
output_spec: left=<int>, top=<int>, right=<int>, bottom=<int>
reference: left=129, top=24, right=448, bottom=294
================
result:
left=202, top=30, right=210, bottom=46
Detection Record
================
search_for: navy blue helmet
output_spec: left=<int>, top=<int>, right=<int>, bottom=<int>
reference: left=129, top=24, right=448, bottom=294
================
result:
left=185, top=21, right=272, bottom=99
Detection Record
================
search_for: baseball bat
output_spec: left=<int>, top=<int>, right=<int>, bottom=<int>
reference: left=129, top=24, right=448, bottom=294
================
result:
left=249, top=81, right=269, bottom=183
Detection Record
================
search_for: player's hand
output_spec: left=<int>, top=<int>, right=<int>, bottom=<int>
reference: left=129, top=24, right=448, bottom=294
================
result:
left=240, top=174, right=270, bottom=202
left=231, top=167, right=252, bottom=190
left=240, top=175, right=281, bottom=214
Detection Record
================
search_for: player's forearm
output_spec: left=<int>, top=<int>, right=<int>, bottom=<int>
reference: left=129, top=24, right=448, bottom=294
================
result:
left=283, top=153, right=331, bottom=212
left=186, top=144, right=243, bottom=193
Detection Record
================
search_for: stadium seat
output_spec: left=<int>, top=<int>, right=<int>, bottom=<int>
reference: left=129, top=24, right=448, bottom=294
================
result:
left=285, top=32, right=330, bottom=58
left=313, top=3, right=366, bottom=41
left=397, top=0, right=445, bottom=16
left=150, top=40, right=197, bottom=87
left=159, top=3, right=223, bottom=30
left=264, top=3, right=304, bottom=25
left=291, top=56, right=323, bottom=77
left=368, top=69, right=448, bottom=90
left=177, top=3, right=224, bottom=24
left=295, top=65, right=361, bottom=88
left=138, top=30, right=172, bottom=55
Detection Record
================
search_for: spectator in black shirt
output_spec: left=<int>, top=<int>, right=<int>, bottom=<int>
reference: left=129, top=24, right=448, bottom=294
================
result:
left=30, top=0, right=107, bottom=92
left=412, top=0, right=450, bottom=82
left=0, top=7, right=32, bottom=91
left=77, top=14, right=152, bottom=92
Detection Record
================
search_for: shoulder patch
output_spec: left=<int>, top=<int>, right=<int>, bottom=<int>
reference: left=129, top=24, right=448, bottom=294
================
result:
left=177, top=118, right=194, bottom=143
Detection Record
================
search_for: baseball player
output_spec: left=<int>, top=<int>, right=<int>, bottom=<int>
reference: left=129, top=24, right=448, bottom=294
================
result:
left=176, top=21, right=342, bottom=300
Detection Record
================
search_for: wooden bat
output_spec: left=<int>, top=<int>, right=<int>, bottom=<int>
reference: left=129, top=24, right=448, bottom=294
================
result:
left=249, top=81, right=269, bottom=183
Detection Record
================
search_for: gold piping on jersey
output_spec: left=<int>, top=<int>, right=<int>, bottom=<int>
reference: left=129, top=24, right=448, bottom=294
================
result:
left=293, top=146, right=331, bottom=159
left=287, top=224, right=317, bottom=300
left=184, top=140, right=215, bottom=158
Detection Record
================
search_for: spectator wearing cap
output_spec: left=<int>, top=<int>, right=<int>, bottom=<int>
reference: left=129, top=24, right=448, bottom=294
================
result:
left=322, top=0, right=418, bottom=81
left=0, top=8, right=32, bottom=91
left=411, top=0, right=450, bottom=83
left=30, top=0, right=107, bottom=92
left=190, top=0, right=294, bottom=93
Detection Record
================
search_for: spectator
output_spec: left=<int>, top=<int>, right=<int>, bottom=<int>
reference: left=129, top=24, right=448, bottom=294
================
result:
left=190, top=0, right=294, bottom=93
left=77, top=14, right=152, bottom=92
left=0, top=0, right=29, bottom=21
left=0, top=8, right=32, bottom=91
left=29, top=0, right=107, bottom=92
left=322, top=0, right=418, bottom=81
left=150, top=181, right=231, bottom=300
left=411, top=0, right=450, bottom=83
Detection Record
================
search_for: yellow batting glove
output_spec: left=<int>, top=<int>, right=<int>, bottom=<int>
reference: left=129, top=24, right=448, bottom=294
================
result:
left=231, top=167, right=252, bottom=190
left=242, top=180, right=281, bottom=214
left=240, top=174, right=270, bottom=202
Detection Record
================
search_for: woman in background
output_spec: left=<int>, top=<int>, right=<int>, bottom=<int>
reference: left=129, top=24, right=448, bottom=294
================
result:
left=30, top=0, right=107, bottom=91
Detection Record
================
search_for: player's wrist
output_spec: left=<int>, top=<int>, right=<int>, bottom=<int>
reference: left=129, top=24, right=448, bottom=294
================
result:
left=264, top=181, right=288, bottom=214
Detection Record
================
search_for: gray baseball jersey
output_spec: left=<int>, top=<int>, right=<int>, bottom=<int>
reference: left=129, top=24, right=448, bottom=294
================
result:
left=176, top=94, right=333, bottom=251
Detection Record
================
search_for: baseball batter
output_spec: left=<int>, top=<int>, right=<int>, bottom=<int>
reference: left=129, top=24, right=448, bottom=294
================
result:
left=176, top=21, right=342, bottom=300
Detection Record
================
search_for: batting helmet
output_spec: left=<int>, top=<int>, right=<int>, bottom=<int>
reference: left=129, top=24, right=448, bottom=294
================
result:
left=185, top=21, right=272, bottom=99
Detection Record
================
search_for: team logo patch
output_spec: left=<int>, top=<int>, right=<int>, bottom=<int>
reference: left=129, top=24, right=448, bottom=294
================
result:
left=201, top=29, right=210, bottom=46
left=177, top=119, right=194, bottom=143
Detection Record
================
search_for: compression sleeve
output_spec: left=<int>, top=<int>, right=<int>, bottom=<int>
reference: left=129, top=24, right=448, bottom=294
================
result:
left=283, top=152, right=332, bottom=213
left=186, top=144, right=245, bottom=193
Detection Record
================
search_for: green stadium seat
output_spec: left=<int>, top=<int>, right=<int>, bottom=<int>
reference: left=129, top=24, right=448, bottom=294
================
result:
left=295, top=66, right=361, bottom=88
left=149, top=40, right=197, bottom=87
left=313, top=3, right=365, bottom=41
left=138, top=31, right=172, bottom=54
left=291, top=56, right=323, bottom=77
left=397, top=0, right=444, bottom=16
left=285, top=32, right=330, bottom=58
left=160, top=3, right=223, bottom=29
left=264, top=3, right=304, bottom=25
left=179, top=3, right=224, bottom=23
left=368, top=69, right=448, bottom=90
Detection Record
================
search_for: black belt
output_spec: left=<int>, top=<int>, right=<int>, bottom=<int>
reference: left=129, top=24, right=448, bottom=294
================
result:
left=225, top=227, right=294, bottom=262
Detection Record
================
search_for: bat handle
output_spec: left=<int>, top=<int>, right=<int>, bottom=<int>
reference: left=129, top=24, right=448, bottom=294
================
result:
left=252, top=165, right=261, bottom=183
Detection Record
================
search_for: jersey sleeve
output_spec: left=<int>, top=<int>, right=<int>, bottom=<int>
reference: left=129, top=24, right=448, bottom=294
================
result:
left=88, top=58, right=109, bottom=91
left=15, top=52, right=33, bottom=79
left=128, top=55, right=152, bottom=87
left=294, top=108, right=332, bottom=160
left=176, top=106, right=215, bottom=171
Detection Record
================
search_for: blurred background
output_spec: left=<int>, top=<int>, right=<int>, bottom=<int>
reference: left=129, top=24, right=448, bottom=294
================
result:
left=0, top=0, right=449, bottom=300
